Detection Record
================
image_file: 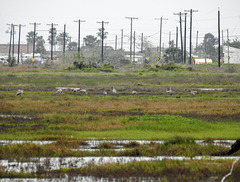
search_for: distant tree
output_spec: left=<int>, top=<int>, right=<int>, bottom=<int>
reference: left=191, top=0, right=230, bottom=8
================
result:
left=163, top=41, right=182, bottom=63
left=26, top=31, right=46, bottom=54
left=57, top=32, right=70, bottom=48
left=35, top=36, right=46, bottom=54
left=229, top=39, right=240, bottom=49
left=196, top=33, right=218, bottom=60
left=97, top=28, right=108, bottom=40
left=203, top=33, right=217, bottom=60
left=26, top=31, right=36, bottom=45
left=83, top=35, right=98, bottom=47
left=67, top=41, right=77, bottom=51
left=48, top=27, right=57, bottom=46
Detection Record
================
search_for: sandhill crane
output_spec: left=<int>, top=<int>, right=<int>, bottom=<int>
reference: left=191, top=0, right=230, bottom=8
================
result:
left=16, top=89, right=23, bottom=95
left=132, top=90, right=137, bottom=95
left=72, top=88, right=80, bottom=94
left=80, top=89, right=88, bottom=95
left=55, top=88, right=62, bottom=95
left=228, top=139, right=240, bottom=155
left=103, top=91, right=107, bottom=95
left=166, top=88, right=175, bottom=95
left=112, top=86, right=117, bottom=94
left=191, top=90, right=197, bottom=96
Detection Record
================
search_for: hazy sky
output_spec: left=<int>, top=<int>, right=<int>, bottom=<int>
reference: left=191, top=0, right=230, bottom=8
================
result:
left=1, top=0, right=240, bottom=50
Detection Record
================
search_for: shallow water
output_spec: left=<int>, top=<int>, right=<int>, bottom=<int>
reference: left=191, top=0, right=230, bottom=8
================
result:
left=0, top=176, right=162, bottom=182
left=0, top=114, right=33, bottom=120
left=0, top=156, right=239, bottom=173
left=0, top=140, right=55, bottom=145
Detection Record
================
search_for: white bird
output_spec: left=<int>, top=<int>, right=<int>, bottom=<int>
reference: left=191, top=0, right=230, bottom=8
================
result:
left=103, top=91, right=107, bottom=95
left=80, top=89, right=88, bottom=95
left=132, top=90, right=137, bottom=95
left=166, top=88, right=175, bottom=95
left=72, top=88, right=80, bottom=94
left=16, top=89, right=23, bottom=95
left=55, top=88, right=62, bottom=95
left=191, top=90, right=197, bottom=96
left=112, top=86, right=117, bottom=94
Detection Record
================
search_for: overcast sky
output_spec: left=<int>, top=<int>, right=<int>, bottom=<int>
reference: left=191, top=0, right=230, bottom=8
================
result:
left=1, top=0, right=240, bottom=50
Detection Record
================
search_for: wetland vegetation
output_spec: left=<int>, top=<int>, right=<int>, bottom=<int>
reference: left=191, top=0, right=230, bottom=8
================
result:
left=0, top=63, right=239, bottom=181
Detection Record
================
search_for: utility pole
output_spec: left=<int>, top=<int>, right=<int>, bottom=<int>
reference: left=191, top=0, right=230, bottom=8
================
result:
left=196, top=31, right=199, bottom=56
left=184, top=13, right=187, bottom=64
left=121, top=29, right=123, bottom=50
left=218, top=8, right=221, bottom=67
left=17, top=24, right=25, bottom=64
left=12, top=25, right=15, bottom=58
left=184, top=9, right=198, bottom=64
left=47, top=23, right=58, bottom=60
left=126, top=17, right=138, bottom=62
left=227, top=29, right=230, bottom=63
left=97, top=21, right=109, bottom=63
left=169, top=31, right=171, bottom=47
left=30, top=22, right=41, bottom=60
left=7, top=24, right=13, bottom=58
left=174, top=12, right=185, bottom=63
left=115, top=35, right=117, bottom=51
left=74, top=19, right=85, bottom=54
left=63, top=24, right=66, bottom=56
left=155, top=17, right=167, bottom=58
left=176, top=27, right=178, bottom=48
left=141, top=33, right=144, bottom=53
left=133, top=31, right=136, bottom=61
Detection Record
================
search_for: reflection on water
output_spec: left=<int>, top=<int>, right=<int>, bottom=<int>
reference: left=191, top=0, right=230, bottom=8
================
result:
left=0, top=156, right=239, bottom=173
left=0, top=176, right=162, bottom=182
left=0, top=139, right=235, bottom=148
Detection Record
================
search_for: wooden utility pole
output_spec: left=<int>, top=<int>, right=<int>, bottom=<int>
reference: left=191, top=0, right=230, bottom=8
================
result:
left=47, top=23, right=58, bottom=60
left=155, top=17, right=168, bottom=58
left=174, top=12, right=185, bottom=63
left=97, top=21, right=109, bottom=63
left=196, top=31, right=199, bottom=56
left=121, top=29, right=123, bottom=50
left=30, top=22, right=41, bottom=60
left=184, top=9, right=198, bottom=64
left=227, top=29, right=230, bottom=63
left=218, top=8, right=221, bottom=67
left=74, top=19, right=85, bottom=54
left=176, top=27, right=178, bottom=48
left=115, top=35, right=117, bottom=51
left=126, top=17, right=138, bottom=61
left=63, top=24, right=66, bottom=56
left=17, top=24, right=25, bottom=64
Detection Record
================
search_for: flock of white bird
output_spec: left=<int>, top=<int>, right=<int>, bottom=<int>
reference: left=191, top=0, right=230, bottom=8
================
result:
left=16, top=87, right=197, bottom=96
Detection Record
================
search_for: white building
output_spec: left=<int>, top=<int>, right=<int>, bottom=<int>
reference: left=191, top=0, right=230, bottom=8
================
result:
left=223, top=46, right=240, bottom=64
left=195, top=58, right=212, bottom=64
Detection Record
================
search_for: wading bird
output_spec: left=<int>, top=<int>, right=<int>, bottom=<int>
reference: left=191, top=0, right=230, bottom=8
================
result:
left=55, top=88, right=62, bottom=95
left=112, top=86, right=117, bottom=94
left=80, top=89, right=88, bottom=95
left=228, top=139, right=240, bottom=155
left=16, top=89, right=23, bottom=95
left=191, top=90, right=197, bottom=96
left=103, top=91, right=107, bottom=95
left=72, top=88, right=80, bottom=94
left=132, top=90, right=137, bottom=95
left=166, top=88, right=175, bottom=95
